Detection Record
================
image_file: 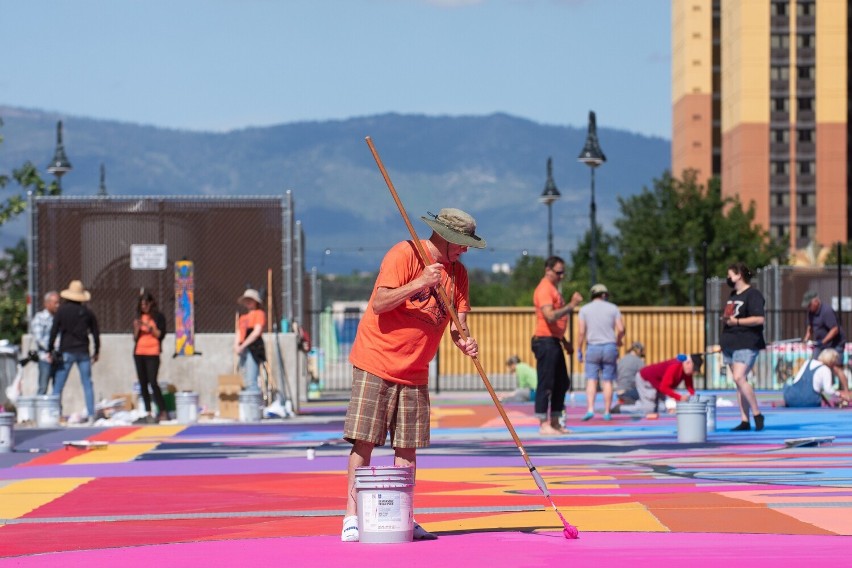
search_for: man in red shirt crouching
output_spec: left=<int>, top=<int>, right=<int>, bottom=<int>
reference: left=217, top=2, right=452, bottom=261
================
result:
left=613, top=354, right=702, bottom=416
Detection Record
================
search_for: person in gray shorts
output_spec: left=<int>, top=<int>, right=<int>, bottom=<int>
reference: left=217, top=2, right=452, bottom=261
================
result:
left=577, top=283, right=625, bottom=421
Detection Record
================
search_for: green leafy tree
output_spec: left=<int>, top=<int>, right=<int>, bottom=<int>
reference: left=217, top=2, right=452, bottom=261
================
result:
left=0, top=240, right=28, bottom=343
left=569, top=170, right=787, bottom=306
left=0, top=117, right=61, bottom=342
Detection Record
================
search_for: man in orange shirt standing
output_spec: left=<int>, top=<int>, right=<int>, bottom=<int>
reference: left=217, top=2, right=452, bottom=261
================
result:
left=532, top=256, right=583, bottom=435
left=341, top=208, right=485, bottom=543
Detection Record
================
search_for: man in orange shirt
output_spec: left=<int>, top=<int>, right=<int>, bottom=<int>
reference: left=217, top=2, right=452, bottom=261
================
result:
left=532, top=256, right=583, bottom=435
left=341, top=208, right=485, bottom=542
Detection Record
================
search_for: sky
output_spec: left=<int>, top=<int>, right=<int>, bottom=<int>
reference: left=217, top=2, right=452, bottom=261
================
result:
left=0, top=0, right=671, bottom=139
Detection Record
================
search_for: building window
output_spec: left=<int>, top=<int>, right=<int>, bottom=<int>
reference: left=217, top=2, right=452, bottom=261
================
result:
left=798, top=97, right=813, bottom=111
left=772, top=161, right=790, bottom=175
left=773, top=98, right=790, bottom=112
left=797, top=65, right=813, bottom=80
left=773, top=193, right=790, bottom=207
left=798, top=224, right=816, bottom=239
left=771, top=66, right=790, bottom=81
left=797, top=2, right=814, bottom=17
left=797, top=129, right=813, bottom=143
left=771, top=2, right=788, bottom=17
left=797, top=161, right=814, bottom=175
left=773, top=129, right=790, bottom=143
left=771, top=224, right=788, bottom=239
left=797, top=34, right=814, bottom=49
left=798, top=192, right=816, bottom=207
left=771, top=34, right=790, bottom=49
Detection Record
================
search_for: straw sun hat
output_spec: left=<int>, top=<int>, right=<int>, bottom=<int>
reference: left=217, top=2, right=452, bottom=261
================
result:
left=239, top=289, right=263, bottom=305
left=421, top=208, right=487, bottom=249
left=60, top=280, right=91, bottom=302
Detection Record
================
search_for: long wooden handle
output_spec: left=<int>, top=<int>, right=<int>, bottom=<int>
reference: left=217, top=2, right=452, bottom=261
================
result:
left=364, top=136, right=532, bottom=462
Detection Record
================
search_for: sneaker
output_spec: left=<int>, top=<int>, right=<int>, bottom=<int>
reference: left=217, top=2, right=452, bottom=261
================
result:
left=731, top=421, right=751, bottom=431
left=341, top=515, right=359, bottom=542
left=754, top=414, right=765, bottom=431
left=581, top=411, right=594, bottom=421
left=412, top=521, right=437, bottom=540
left=602, top=413, right=612, bottom=421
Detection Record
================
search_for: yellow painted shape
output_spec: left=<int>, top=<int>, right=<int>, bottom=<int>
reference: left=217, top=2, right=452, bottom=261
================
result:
left=118, top=424, right=186, bottom=442
left=425, top=502, right=669, bottom=534
left=417, top=467, right=617, bottom=496
left=0, top=477, right=92, bottom=519
left=429, top=408, right=473, bottom=418
left=65, top=442, right=160, bottom=464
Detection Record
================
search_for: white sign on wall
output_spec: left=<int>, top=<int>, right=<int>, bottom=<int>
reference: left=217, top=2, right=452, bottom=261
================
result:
left=131, top=245, right=167, bottom=270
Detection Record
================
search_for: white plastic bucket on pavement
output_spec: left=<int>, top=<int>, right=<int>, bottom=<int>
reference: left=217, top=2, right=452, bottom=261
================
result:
left=175, top=391, right=199, bottom=424
left=0, top=412, right=14, bottom=453
left=238, top=391, right=263, bottom=422
left=16, top=396, right=37, bottom=424
left=698, top=394, right=717, bottom=432
left=355, top=465, right=414, bottom=543
left=35, top=395, right=61, bottom=427
left=676, top=400, right=708, bottom=443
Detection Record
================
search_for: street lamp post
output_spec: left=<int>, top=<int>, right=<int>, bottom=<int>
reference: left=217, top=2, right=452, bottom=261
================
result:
left=658, top=261, right=672, bottom=306
left=539, top=157, right=561, bottom=258
left=577, top=111, right=606, bottom=286
left=685, top=247, right=699, bottom=306
left=46, top=120, right=72, bottom=191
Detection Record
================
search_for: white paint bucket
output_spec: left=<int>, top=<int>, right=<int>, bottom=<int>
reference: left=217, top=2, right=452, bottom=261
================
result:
left=238, top=391, right=263, bottom=422
left=676, top=400, right=708, bottom=443
left=355, top=465, right=414, bottom=543
left=175, top=391, right=199, bottom=424
left=0, top=412, right=14, bottom=453
left=16, top=396, right=36, bottom=424
left=35, top=395, right=61, bottom=427
left=698, top=394, right=717, bottom=432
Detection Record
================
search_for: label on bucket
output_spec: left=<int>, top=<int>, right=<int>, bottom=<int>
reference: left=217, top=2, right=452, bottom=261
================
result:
left=361, top=490, right=411, bottom=532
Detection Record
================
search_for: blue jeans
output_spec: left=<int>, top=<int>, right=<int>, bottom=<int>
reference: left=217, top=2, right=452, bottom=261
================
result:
left=37, top=360, right=57, bottom=395
left=585, top=343, right=619, bottom=381
left=239, top=351, right=261, bottom=392
left=53, top=351, right=95, bottom=417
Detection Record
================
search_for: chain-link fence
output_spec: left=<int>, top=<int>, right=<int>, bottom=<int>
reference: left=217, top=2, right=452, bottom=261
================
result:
left=31, top=195, right=308, bottom=334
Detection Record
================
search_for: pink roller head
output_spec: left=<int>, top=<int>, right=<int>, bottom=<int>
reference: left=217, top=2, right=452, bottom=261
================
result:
left=563, top=525, right=580, bottom=539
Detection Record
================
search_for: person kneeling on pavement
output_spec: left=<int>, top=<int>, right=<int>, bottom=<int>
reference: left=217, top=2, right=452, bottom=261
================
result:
left=613, top=354, right=701, bottom=416
left=781, top=348, right=851, bottom=407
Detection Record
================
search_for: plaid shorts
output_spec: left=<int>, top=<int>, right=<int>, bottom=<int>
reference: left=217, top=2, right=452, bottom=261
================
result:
left=343, top=367, right=431, bottom=449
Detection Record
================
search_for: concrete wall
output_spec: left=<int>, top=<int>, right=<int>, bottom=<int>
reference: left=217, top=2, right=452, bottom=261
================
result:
left=18, top=333, right=306, bottom=417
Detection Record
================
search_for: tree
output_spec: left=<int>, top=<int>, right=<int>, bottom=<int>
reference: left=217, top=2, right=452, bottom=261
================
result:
left=0, top=240, right=28, bottom=343
left=0, top=117, right=61, bottom=342
left=569, top=170, right=787, bottom=306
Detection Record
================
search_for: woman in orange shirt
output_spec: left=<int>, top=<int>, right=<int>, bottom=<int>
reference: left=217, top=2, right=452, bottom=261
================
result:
left=235, top=289, right=266, bottom=393
left=133, top=292, right=168, bottom=424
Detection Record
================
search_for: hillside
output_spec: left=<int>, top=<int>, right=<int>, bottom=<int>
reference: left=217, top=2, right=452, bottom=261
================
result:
left=0, top=106, right=670, bottom=273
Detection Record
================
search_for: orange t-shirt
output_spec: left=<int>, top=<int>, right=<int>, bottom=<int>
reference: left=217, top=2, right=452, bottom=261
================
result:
left=135, top=314, right=161, bottom=356
left=239, top=309, right=266, bottom=342
left=349, top=240, right=470, bottom=386
left=533, top=277, right=566, bottom=338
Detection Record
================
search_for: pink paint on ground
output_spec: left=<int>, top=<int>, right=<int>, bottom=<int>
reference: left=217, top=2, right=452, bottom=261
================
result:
left=2, top=531, right=848, bottom=568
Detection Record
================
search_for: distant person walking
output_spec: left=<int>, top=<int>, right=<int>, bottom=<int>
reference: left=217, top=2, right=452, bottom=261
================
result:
left=48, top=280, right=100, bottom=423
left=720, top=262, right=766, bottom=431
left=31, top=291, right=60, bottom=395
left=532, top=256, right=583, bottom=435
left=577, top=283, right=625, bottom=421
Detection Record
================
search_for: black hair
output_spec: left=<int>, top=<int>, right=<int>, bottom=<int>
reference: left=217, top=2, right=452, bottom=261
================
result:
left=136, top=291, right=158, bottom=316
left=545, top=256, right=565, bottom=270
left=727, top=262, right=753, bottom=283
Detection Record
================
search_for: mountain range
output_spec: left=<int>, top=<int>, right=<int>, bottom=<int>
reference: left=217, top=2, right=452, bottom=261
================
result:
left=0, top=106, right=670, bottom=274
